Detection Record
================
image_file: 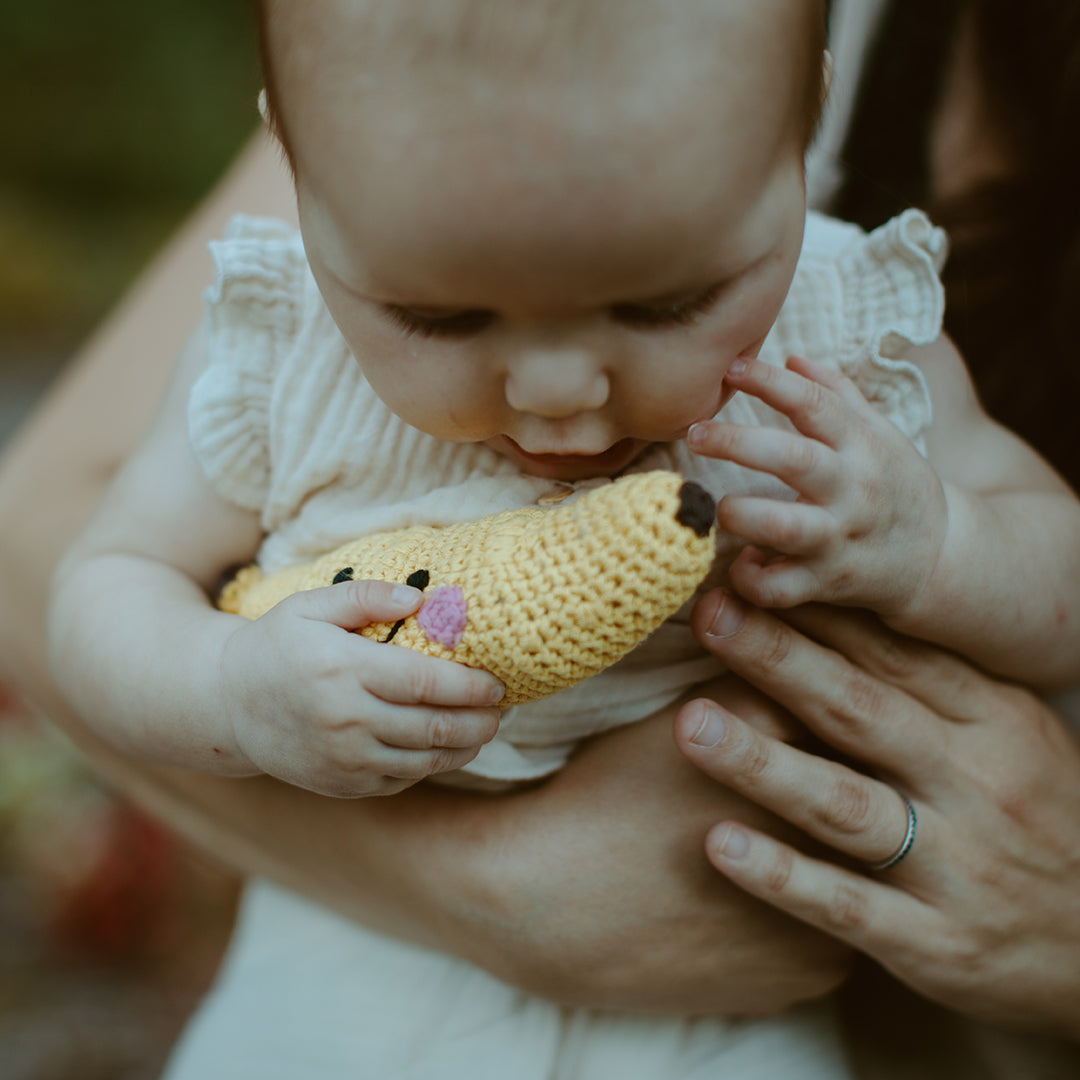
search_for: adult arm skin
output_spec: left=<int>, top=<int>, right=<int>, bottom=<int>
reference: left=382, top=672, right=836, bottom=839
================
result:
left=0, top=132, right=848, bottom=1016
left=675, top=590, right=1080, bottom=1041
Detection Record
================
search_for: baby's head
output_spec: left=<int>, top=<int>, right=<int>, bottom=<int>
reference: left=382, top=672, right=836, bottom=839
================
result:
left=256, top=0, right=829, bottom=480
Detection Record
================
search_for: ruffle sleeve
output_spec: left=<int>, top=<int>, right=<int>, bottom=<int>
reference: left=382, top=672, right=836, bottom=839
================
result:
left=187, top=215, right=307, bottom=512
left=833, top=209, right=948, bottom=450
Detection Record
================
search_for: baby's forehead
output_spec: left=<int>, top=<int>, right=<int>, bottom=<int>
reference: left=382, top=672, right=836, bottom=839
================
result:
left=263, top=0, right=824, bottom=156
left=266, top=0, right=816, bottom=89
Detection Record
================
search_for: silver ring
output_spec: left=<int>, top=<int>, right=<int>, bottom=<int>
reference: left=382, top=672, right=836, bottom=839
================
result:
left=867, top=795, right=917, bottom=871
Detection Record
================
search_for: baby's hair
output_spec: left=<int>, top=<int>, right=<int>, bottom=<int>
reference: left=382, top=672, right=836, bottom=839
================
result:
left=253, top=0, right=829, bottom=172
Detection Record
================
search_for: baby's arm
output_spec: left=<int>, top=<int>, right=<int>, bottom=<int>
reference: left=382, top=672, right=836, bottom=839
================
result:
left=47, top=324, right=504, bottom=796
left=689, top=344, right=1080, bottom=688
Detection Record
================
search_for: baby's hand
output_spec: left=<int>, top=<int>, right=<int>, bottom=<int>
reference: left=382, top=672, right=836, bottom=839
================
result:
left=689, top=355, right=947, bottom=615
left=217, top=579, right=505, bottom=797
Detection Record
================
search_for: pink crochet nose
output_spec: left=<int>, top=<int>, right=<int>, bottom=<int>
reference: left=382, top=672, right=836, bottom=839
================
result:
left=417, top=585, right=468, bottom=649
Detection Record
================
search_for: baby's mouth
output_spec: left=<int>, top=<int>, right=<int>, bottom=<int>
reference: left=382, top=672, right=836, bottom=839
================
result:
left=496, top=436, right=644, bottom=479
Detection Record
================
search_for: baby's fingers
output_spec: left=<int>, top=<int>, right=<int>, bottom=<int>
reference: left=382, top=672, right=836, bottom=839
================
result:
left=371, top=705, right=501, bottom=751
left=286, top=577, right=424, bottom=629
left=718, top=496, right=833, bottom=556
left=689, top=423, right=838, bottom=502
left=371, top=742, right=487, bottom=781
left=366, top=647, right=505, bottom=708
left=722, top=356, right=872, bottom=447
left=729, top=546, right=821, bottom=608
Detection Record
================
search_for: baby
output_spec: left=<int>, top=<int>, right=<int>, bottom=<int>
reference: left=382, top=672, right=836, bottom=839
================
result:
left=48, top=0, right=1080, bottom=1076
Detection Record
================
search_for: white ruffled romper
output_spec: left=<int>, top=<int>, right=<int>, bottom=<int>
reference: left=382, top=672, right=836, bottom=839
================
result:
left=165, top=209, right=947, bottom=1079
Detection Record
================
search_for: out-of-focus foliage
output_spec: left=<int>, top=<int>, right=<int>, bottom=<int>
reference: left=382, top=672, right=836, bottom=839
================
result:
left=0, top=0, right=259, bottom=340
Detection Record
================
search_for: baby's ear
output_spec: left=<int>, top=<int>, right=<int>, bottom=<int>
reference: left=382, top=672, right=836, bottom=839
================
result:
left=820, top=49, right=834, bottom=106
left=257, top=87, right=278, bottom=135
left=256, top=88, right=295, bottom=179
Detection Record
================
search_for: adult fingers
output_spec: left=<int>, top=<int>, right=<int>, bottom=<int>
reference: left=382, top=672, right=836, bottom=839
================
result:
left=693, top=673, right=806, bottom=744
left=691, top=589, right=945, bottom=778
left=781, top=604, right=1010, bottom=723
left=676, top=699, right=924, bottom=868
left=702, top=819, right=941, bottom=962
left=363, top=642, right=505, bottom=708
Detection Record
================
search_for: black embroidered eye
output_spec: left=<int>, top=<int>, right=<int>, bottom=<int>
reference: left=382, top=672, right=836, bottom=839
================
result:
left=383, top=568, right=431, bottom=642
left=332, top=567, right=355, bottom=584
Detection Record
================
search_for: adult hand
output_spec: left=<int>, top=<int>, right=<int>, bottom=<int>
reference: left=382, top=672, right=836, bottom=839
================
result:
left=447, top=692, right=851, bottom=1016
left=675, top=590, right=1080, bottom=1039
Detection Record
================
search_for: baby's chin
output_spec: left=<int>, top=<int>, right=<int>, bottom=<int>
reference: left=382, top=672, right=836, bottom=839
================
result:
left=487, top=436, right=651, bottom=481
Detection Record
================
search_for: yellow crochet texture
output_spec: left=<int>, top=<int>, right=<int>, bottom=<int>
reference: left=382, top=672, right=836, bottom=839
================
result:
left=220, top=470, right=716, bottom=706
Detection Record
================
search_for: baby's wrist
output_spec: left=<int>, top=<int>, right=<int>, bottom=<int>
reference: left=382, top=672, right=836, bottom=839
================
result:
left=196, top=622, right=263, bottom=776
left=880, top=482, right=965, bottom=634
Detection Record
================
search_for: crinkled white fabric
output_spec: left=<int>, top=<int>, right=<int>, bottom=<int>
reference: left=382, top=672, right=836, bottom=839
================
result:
left=163, top=879, right=855, bottom=1080
left=188, top=209, right=946, bottom=784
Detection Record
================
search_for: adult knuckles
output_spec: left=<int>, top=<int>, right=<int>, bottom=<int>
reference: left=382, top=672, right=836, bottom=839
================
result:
left=732, top=728, right=776, bottom=788
left=825, top=668, right=889, bottom=736
left=863, top=627, right=939, bottom=685
left=762, top=846, right=796, bottom=895
left=929, top=925, right=991, bottom=989
left=820, top=881, right=869, bottom=934
left=743, top=613, right=797, bottom=676
left=813, top=776, right=875, bottom=837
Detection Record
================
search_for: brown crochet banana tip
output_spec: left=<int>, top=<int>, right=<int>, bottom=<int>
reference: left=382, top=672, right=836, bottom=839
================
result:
left=219, top=470, right=717, bottom=706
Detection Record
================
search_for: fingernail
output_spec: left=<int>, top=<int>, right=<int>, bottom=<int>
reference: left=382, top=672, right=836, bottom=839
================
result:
left=689, top=703, right=726, bottom=747
left=728, top=357, right=748, bottom=377
left=715, top=825, right=749, bottom=860
left=688, top=421, right=709, bottom=449
left=392, top=585, right=422, bottom=605
left=486, top=682, right=506, bottom=705
left=706, top=591, right=744, bottom=638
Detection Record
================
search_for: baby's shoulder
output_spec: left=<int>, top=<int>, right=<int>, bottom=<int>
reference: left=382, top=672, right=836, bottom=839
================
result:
left=781, top=208, right=948, bottom=353
left=765, top=210, right=949, bottom=452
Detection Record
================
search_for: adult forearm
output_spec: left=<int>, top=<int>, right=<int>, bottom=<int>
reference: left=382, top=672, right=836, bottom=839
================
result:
left=0, top=131, right=295, bottom=709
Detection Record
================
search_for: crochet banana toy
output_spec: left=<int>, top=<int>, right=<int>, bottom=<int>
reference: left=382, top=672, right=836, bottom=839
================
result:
left=220, top=470, right=716, bottom=706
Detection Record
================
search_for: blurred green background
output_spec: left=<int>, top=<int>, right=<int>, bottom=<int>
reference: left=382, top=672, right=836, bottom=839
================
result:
left=1, top=5, right=259, bottom=1077
left=1, top=0, right=260, bottom=435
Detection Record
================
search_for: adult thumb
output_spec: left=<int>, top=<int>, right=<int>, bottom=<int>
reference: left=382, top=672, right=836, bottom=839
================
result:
left=285, top=578, right=424, bottom=630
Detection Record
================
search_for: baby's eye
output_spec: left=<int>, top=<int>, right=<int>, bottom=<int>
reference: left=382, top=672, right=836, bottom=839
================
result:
left=382, top=305, right=496, bottom=340
left=610, top=283, right=724, bottom=331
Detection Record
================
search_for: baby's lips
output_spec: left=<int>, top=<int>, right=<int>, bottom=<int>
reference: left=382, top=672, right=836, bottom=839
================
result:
left=675, top=481, right=716, bottom=537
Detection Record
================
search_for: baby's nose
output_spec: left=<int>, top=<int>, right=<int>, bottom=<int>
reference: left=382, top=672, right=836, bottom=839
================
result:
left=505, top=348, right=610, bottom=418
